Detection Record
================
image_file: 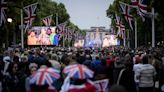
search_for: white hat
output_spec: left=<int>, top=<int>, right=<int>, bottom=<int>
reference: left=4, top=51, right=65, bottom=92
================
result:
left=29, top=63, right=38, bottom=69
left=3, top=56, right=11, bottom=62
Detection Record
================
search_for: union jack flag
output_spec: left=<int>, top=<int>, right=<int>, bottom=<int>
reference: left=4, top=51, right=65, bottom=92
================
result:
left=23, top=3, right=38, bottom=30
left=67, top=28, right=73, bottom=41
left=56, top=22, right=67, bottom=40
left=63, top=64, right=94, bottom=79
left=30, top=67, right=60, bottom=86
left=94, top=79, right=109, bottom=92
left=42, top=15, right=53, bottom=26
left=115, top=14, right=125, bottom=38
left=119, top=1, right=135, bottom=31
left=130, top=0, right=148, bottom=21
left=0, top=0, right=7, bottom=26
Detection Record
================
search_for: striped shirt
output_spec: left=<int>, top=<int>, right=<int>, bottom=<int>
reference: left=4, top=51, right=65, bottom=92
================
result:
left=136, top=64, right=156, bottom=87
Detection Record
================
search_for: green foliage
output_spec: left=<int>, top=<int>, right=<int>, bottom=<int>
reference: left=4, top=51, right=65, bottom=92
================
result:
left=106, top=0, right=164, bottom=47
left=0, top=0, right=82, bottom=47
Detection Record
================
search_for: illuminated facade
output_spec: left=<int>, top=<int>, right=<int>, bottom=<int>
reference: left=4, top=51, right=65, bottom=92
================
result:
left=84, top=27, right=110, bottom=47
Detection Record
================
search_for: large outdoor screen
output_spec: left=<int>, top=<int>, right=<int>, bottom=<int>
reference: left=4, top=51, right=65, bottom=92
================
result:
left=27, top=26, right=59, bottom=45
left=102, top=35, right=118, bottom=47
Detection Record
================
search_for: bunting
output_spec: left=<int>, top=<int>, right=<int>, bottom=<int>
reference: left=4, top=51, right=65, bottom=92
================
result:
left=130, top=0, right=148, bottom=21
left=68, top=28, right=73, bottom=41
left=42, top=15, right=53, bottom=26
left=119, top=1, right=135, bottom=31
left=23, top=3, right=38, bottom=30
left=115, top=14, right=125, bottom=38
left=56, top=22, right=67, bottom=41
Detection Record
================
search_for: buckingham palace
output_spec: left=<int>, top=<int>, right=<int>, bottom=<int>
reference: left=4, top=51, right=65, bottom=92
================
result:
left=84, top=27, right=110, bottom=47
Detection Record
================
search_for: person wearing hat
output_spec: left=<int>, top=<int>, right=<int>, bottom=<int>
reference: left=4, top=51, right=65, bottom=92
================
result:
left=25, top=63, right=38, bottom=92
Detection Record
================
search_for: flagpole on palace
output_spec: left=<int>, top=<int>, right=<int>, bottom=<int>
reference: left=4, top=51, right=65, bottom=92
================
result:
left=21, top=9, right=24, bottom=49
left=135, top=19, right=137, bottom=48
left=152, top=8, right=155, bottom=47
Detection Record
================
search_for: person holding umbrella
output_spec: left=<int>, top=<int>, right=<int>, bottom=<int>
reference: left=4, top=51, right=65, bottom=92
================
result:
left=28, top=61, right=60, bottom=92
left=60, top=64, right=96, bottom=92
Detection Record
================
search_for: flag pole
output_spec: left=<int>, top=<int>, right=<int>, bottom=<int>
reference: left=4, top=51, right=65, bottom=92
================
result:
left=63, top=27, right=65, bottom=47
left=123, top=31, right=126, bottom=47
left=152, top=8, right=155, bottom=47
left=67, top=29, right=70, bottom=47
left=135, top=18, right=137, bottom=48
left=56, top=13, right=58, bottom=26
left=21, top=9, right=24, bottom=49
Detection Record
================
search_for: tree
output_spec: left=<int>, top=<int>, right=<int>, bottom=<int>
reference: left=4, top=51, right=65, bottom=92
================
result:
left=106, top=0, right=163, bottom=47
left=0, top=0, right=79, bottom=47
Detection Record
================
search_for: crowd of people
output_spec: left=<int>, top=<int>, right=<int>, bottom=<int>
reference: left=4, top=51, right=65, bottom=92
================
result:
left=0, top=46, right=164, bottom=92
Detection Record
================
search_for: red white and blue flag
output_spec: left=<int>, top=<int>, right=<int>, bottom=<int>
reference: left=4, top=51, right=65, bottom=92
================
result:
left=0, top=0, right=7, bottom=26
left=30, top=67, right=60, bottom=86
left=130, top=0, right=148, bottom=21
left=119, top=1, right=135, bottom=31
left=115, top=14, right=125, bottom=38
left=23, top=3, right=38, bottom=30
left=63, top=64, right=94, bottom=79
left=64, top=27, right=69, bottom=40
left=94, top=79, right=109, bottom=92
left=57, top=22, right=67, bottom=40
left=42, top=15, right=53, bottom=26
left=67, top=28, right=73, bottom=41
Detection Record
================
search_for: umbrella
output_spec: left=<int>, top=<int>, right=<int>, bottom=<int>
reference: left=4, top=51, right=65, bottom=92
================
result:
left=63, top=64, right=94, bottom=79
left=30, top=67, right=60, bottom=86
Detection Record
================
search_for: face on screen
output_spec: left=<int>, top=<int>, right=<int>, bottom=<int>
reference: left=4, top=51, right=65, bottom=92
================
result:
left=51, top=28, right=55, bottom=33
left=30, top=32, right=35, bottom=37
left=41, top=28, right=46, bottom=34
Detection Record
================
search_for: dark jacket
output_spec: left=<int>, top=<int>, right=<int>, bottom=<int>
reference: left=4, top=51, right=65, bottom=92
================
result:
left=119, top=67, right=137, bottom=92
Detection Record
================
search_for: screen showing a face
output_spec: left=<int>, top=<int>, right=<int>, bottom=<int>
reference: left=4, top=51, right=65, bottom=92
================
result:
left=102, top=35, right=118, bottom=47
left=27, top=26, right=59, bottom=45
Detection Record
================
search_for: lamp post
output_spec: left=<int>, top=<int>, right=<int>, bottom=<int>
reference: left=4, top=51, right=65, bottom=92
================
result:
left=7, top=18, right=12, bottom=23
left=7, top=18, right=17, bottom=47
left=20, top=9, right=24, bottom=49
left=5, top=18, right=13, bottom=48
left=6, top=2, right=24, bottom=48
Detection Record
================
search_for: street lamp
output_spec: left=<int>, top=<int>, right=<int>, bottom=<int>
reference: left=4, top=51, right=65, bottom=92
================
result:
left=7, top=18, right=12, bottom=23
